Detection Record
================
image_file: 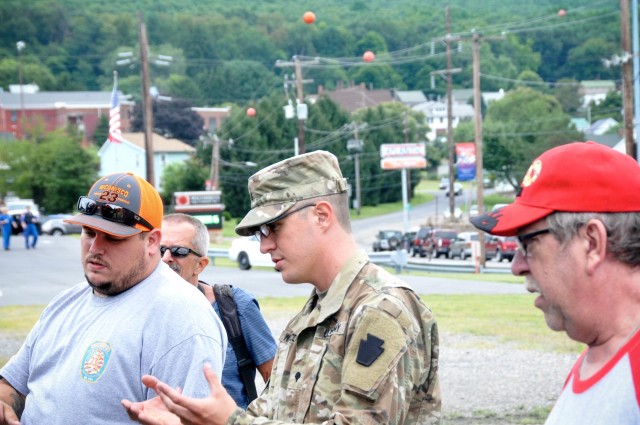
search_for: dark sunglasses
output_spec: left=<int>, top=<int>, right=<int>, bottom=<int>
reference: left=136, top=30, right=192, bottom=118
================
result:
left=254, top=204, right=316, bottom=240
left=160, top=245, right=203, bottom=258
left=77, top=196, right=154, bottom=230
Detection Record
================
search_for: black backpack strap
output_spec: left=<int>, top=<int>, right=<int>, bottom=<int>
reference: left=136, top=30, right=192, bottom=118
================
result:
left=213, top=284, right=258, bottom=403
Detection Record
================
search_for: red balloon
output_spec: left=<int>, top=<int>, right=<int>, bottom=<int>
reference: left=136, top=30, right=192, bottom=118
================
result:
left=558, top=9, right=566, bottom=17
left=303, top=11, right=316, bottom=24
left=246, top=107, right=256, bottom=117
left=363, top=51, right=375, bottom=62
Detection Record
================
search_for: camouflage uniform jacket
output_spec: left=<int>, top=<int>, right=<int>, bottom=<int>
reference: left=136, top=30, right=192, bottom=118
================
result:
left=228, top=249, right=441, bottom=424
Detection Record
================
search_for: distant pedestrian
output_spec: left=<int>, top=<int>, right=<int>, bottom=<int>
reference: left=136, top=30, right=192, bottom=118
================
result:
left=0, top=206, right=13, bottom=250
left=20, top=205, right=38, bottom=249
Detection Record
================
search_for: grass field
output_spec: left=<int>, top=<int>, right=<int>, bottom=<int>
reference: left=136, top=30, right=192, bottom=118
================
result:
left=0, top=291, right=583, bottom=368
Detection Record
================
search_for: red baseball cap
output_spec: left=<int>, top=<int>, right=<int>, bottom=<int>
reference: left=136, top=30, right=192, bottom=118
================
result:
left=471, top=141, right=640, bottom=236
left=65, top=172, right=163, bottom=237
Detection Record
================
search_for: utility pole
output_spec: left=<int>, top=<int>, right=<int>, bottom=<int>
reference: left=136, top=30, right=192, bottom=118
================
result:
left=472, top=31, right=504, bottom=267
left=210, top=133, right=220, bottom=190
left=138, top=13, right=155, bottom=186
left=473, top=31, right=486, bottom=266
left=633, top=0, right=640, bottom=161
left=294, top=57, right=306, bottom=154
left=445, top=7, right=456, bottom=220
left=346, top=122, right=367, bottom=215
left=620, top=0, right=636, bottom=159
left=276, top=57, right=316, bottom=155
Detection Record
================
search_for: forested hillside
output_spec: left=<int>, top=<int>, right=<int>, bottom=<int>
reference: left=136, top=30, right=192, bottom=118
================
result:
left=0, top=0, right=624, bottom=215
left=0, top=0, right=621, bottom=106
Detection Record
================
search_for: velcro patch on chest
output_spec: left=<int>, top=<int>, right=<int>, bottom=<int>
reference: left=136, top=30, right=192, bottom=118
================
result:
left=343, top=307, right=406, bottom=397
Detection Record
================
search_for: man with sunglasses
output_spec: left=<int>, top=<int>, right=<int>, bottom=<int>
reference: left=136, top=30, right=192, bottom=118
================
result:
left=160, top=213, right=276, bottom=409
left=123, top=150, right=441, bottom=425
left=470, top=141, right=640, bottom=424
left=0, top=172, right=227, bottom=425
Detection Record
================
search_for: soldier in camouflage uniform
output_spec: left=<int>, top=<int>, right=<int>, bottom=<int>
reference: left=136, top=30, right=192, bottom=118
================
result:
left=123, top=150, right=441, bottom=425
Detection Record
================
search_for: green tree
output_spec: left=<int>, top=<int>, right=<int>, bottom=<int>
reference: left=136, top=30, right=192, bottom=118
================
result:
left=131, top=98, right=204, bottom=145
left=349, top=61, right=406, bottom=91
left=553, top=78, right=582, bottom=115
left=92, top=114, right=109, bottom=147
left=160, top=158, right=209, bottom=207
left=589, top=91, right=622, bottom=123
left=0, top=131, right=99, bottom=212
left=482, top=87, right=583, bottom=189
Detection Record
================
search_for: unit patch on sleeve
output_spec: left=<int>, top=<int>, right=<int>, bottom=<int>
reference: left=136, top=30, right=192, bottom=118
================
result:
left=356, top=333, right=385, bottom=366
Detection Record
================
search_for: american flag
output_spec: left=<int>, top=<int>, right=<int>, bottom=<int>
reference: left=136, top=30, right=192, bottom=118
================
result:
left=108, top=72, right=123, bottom=144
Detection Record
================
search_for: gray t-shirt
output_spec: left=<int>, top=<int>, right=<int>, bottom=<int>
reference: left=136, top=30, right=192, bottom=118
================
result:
left=1, top=261, right=227, bottom=424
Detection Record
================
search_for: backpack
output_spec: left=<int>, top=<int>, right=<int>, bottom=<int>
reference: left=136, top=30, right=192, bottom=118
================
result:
left=213, top=284, right=258, bottom=403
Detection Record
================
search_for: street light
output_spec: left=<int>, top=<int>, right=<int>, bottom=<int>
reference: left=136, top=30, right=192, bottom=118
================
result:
left=16, top=41, right=25, bottom=139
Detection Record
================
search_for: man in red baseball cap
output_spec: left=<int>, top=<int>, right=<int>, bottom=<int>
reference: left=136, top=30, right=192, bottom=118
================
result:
left=471, top=141, right=640, bottom=423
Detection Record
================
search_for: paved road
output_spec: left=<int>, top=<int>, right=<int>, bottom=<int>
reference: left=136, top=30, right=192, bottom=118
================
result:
left=0, top=233, right=526, bottom=306
left=352, top=187, right=476, bottom=250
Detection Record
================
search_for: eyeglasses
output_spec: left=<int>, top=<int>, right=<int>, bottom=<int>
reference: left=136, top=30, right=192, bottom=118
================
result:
left=516, top=228, right=551, bottom=257
left=254, top=204, right=316, bottom=241
left=160, top=245, right=203, bottom=258
left=77, top=196, right=154, bottom=230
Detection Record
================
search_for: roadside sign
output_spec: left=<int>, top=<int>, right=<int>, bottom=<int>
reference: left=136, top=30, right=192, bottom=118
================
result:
left=380, top=143, right=426, bottom=170
left=173, top=190, right=225, bottom=229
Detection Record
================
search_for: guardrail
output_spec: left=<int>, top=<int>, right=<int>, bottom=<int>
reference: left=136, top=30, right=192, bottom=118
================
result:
left=210, top=248, right=510, bottom=274
left=207, top=248, right=230, bottom=265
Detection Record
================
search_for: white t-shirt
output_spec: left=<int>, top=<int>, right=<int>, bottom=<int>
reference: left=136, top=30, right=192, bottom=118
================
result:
left=1, top=261, right=227, bottom=424
left=545, top=330, right=640, bottom=424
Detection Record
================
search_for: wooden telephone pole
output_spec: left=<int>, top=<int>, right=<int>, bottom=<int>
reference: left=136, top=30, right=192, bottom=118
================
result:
left=138, top=13, right=155, bottom=186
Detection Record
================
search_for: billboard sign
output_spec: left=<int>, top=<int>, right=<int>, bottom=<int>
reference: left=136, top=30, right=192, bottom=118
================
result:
left=455, top=142, right=476, bottom=181
left=380, top=143, right=426, bottom=170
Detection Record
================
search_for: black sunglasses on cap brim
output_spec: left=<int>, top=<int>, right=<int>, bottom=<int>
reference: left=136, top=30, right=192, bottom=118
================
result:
left=77, top=196, right=154, bottom=230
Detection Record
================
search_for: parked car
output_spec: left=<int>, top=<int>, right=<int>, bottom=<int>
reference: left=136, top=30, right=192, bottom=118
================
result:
left=491, top=203, right=510, bottom=212
left=228, top=236, right=273, bottom=270
left=438, top=177, right=450, bottom=190
left=372, top=230, right=402, bottom=252
left=469, top=204, right=479, bottom=218
left=41, top=214, right=82, bottom=236
left=400, top=230, right=417, bottom=251
left=448, top=232, right=480, bottom=260
left=449, top=232, right=507, bottom=261
left=443, top=207, right=463, bottom=221
left=413, top=228, right=458, bottom=258
left=493, top=236, right=518, bottom=262
left=445, top=182, right=463, bottom=197
left=411, top=226, right=432, bottom=257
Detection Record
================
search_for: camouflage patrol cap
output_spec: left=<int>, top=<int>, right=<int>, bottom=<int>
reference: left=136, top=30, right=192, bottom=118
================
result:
left=235, top=150, right=348, bottom=236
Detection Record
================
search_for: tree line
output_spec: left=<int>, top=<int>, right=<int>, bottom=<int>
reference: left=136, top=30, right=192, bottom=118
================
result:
left=0, top=0, right=624, bottom=215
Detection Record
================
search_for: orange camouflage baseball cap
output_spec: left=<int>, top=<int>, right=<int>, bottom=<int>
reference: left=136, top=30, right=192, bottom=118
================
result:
left=65, top=172, right=163, bottom=237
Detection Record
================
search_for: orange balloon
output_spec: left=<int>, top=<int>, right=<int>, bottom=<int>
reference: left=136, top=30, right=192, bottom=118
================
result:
left=303, top=11, right=316, bottom=24
left=246, top=107, right=256, bottom=117
left=363, top=51, right=375, bottom=62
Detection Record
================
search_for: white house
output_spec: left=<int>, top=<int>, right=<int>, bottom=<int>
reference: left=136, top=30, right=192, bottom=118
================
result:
left=579, top=80, right=616, bottom=108
left=586, top=118, right=618, bottom=136
left=98, top=132, right=196, bottom=191
left=412, top=100, right=475, bottom=141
